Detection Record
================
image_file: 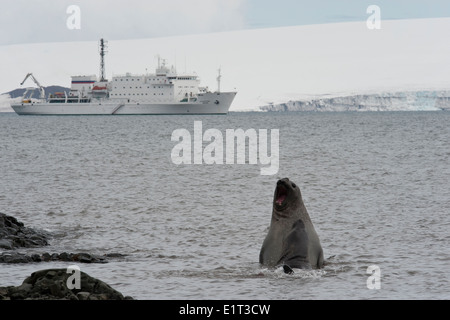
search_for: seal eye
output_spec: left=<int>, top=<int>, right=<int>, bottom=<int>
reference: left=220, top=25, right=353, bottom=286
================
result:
left=291, top=183, right=297, bottom=188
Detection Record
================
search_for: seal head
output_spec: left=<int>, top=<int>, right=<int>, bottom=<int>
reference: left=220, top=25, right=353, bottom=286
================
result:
left=273, top=178, right=303, bottom=219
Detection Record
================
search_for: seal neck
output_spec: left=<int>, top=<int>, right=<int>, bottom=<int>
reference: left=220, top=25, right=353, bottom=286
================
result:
left=272, top=202, right=310, bottom=222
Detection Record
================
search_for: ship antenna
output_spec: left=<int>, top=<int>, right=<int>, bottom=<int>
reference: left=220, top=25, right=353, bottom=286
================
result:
left=99, top=38, right=108, bottom=82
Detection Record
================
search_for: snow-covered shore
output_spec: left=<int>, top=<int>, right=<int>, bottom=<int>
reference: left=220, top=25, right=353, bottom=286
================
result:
left=2, top=17, right=450, bottom=112
left=260, top=90, right=450, bottom=112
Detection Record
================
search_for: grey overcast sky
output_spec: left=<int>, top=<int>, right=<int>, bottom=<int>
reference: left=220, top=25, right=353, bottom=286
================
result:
left=1, top=0, right=450, bottom=45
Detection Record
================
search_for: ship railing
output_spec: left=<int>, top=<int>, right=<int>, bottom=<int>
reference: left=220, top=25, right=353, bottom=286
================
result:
left=48, top=96, right=93, bottom=104
left=21, top=98, right=45, bottom=104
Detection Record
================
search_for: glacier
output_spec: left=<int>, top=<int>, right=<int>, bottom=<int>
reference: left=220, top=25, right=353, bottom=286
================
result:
left=259, top=90, right=450, bottom=112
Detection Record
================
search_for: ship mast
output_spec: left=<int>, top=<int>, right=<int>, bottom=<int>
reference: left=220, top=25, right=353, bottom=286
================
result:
left=217, top=68, right=221, bottom=93
left=99, top=39, right=108, bottom=82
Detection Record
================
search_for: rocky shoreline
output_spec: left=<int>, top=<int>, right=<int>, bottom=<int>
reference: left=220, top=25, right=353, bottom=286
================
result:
left=0, top=212, right=50, bottom=250
left=0, top=212, right=126, bottom=264
left=0, top=212, right=133, bottom=300
left=0, top=251, right=126, bottom=264
left=0, top=268, right=133, bottom=300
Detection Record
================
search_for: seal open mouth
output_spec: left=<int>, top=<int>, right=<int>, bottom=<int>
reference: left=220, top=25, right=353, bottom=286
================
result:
left=275, top=184, right=288, bottom=207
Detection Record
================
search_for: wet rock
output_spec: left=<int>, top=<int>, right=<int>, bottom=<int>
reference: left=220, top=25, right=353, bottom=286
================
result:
left=76, top=291, right=91, bottom=300
left=0, top=268, right=134, bottom=300
left=0, top=239, right=14, bottom=250
left=0, top=251, right=125, bottom=264
left=0, top=213, right=50, bottom=249
left=0, top=252, right=33, bottom=264
left=31, top=254, right=42, bottom=262
left=1, top=213, right=127, bottom=265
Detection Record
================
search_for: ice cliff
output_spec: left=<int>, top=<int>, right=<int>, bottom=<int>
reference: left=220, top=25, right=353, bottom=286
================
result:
left=260, top=91, right=450, bottom=112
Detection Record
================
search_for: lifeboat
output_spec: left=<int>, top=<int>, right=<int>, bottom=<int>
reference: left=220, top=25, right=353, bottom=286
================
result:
left=92, top=86, right=108, bottom=91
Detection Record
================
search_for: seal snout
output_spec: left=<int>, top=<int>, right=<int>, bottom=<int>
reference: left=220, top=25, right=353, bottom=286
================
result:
left=274, top=179, right=291, bottom=207
left=275, top=184, right=288, bottom=206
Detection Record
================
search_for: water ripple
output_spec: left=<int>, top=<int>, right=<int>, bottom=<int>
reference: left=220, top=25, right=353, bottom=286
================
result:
left=1, top=112, right=449, bottom=299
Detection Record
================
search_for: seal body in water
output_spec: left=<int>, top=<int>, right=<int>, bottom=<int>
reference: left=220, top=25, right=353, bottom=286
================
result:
left=259, top=178, right=324, bottom=271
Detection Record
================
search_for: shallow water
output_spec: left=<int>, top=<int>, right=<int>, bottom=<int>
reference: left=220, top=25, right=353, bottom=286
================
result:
left=1, top=111, right=449, bottom=299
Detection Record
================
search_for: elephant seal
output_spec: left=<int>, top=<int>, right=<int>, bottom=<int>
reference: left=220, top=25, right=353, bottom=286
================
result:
left=259, top=178, right=324, bottom=272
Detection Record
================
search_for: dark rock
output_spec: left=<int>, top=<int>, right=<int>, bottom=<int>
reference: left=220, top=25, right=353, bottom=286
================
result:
left=31, top=254, right=42, bottom=262
left=76, top=291, right=91, bottom=300
left=50, top=253, right=59, bottom=261
left=0, top=252, right=33, bottom=264
left=58, top=252, right=70, bottom=261
left=0, top=251, right=125, bottom=264
left=41, top=252, right=51, bottom=261
left=0, top=239, right=14, bottom=250
left=1, top=214, right=127, bottom=271
left=0, top=213, right=50, bottom=249
left=75, top=252, right=108, bottom=263
left=0, top=268, right=134, bottom=300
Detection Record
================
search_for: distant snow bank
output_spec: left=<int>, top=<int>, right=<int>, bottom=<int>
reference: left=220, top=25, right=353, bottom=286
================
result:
left=2, top=18, right=450, bottom=112
left=260, top=90, right=450, bottom=112
left=0, top=94, right=15, bottom=112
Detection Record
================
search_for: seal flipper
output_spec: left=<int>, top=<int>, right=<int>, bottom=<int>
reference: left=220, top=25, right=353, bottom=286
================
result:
left=283, top=264, right=294, bottom=274
left=278, top=219, right=312, bottom=271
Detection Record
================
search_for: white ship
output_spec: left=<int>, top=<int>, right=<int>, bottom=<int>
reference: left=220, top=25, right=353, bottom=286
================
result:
left=11, top=39, right=236, bottom=115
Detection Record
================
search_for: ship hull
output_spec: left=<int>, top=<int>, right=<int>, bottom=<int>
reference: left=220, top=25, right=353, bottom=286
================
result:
left=12, top=92, right=236, bottom=115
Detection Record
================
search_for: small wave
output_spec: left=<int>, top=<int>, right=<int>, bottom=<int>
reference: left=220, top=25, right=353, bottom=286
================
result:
left=257, top=266, right=327, bottom=279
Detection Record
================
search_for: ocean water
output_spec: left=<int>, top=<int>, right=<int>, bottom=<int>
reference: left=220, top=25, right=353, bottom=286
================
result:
left=0, top=111, right=449, bottom=300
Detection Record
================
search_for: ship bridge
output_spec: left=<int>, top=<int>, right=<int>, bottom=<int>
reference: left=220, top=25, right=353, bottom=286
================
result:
left=109, top=58, right=201, bottom=103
